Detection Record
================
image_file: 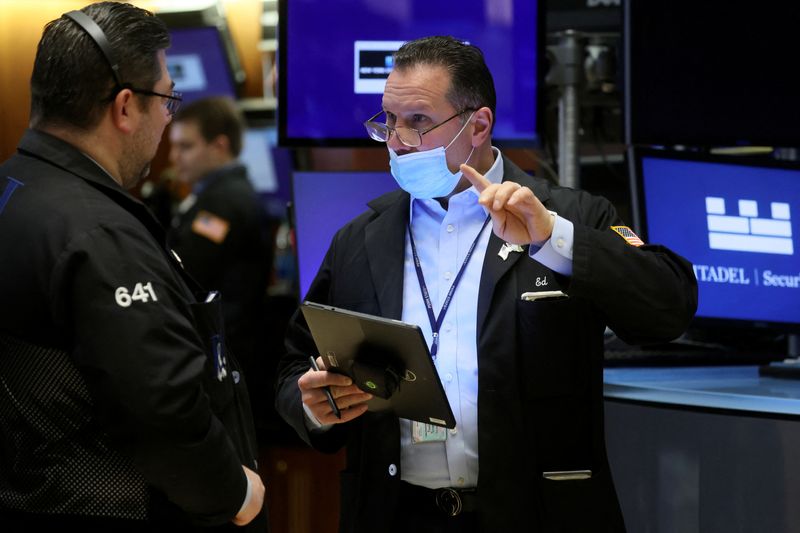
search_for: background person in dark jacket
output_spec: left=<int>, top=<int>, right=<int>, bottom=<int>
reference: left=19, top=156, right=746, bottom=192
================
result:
left=167, top=96, right=273, bottom=432
left=0, top=3, right=265, bottom=531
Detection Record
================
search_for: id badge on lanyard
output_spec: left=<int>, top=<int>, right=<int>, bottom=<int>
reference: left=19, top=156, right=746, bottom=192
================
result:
left=406, top=217, right=489, bottom=444
left=412, top=421, right=448, bottom=443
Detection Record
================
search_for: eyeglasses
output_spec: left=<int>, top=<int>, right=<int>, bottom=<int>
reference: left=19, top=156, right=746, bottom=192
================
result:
left=364, top=109, right=475, bottom=148
left=104, top=85, right=183, bottom=116
left=64, top=11, right=183, bottom=116
left=128, top=87, right=183, bottom=115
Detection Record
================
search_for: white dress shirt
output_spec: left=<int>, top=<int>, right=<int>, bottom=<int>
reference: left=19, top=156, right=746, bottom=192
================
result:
left=400, top=148, right=575, bottom=488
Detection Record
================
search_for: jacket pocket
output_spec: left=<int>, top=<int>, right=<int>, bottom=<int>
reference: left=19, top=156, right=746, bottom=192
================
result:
left=538, top=469, right=624, bottom=533
left=515, top=298, right=590, bottom=398
left=540, top=475, right=597, bottom=532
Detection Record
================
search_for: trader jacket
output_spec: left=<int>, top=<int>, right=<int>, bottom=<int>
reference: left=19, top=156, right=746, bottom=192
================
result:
left=0, top=130, right=259, bottom=528
left=169, top=163, right=271, bottom=389
left=276, top=156, right=698, bottom=533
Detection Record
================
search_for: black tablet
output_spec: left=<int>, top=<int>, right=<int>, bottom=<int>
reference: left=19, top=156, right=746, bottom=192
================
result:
left=300, top=301, right=456, bottom=428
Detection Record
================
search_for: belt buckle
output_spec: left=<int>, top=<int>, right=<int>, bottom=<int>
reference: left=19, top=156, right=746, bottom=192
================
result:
left=435, top=487, right=463, bottom=517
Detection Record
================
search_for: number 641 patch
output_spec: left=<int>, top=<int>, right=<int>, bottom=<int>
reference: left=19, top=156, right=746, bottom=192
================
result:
left=115, top=282, right=158, bottom=307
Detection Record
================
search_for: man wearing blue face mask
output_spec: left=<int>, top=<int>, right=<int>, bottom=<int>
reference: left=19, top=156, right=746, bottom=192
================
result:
left=276, top=36, right=697, bottom=533
left=383, top=108, right=476, bottom=199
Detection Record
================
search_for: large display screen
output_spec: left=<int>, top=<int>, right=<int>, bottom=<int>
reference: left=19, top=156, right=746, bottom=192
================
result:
left=279, top=0, right=542, bottom=146
left=292, top=171, right=399, bottom=299
left=634, top=150, right=800, bottom=328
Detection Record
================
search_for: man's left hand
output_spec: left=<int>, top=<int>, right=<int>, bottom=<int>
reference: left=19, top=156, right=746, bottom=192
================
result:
left=461, top=163, right=554, bottom=245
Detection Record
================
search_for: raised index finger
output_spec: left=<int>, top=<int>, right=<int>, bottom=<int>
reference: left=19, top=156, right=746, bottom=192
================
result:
left=461, top=163, right=492, bottom=193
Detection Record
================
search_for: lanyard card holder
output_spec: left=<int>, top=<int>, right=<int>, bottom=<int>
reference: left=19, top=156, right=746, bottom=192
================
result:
left=190, top=291, right=258, bottom=466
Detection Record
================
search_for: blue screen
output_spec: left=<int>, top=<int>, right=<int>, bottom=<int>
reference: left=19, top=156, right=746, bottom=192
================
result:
left=166, top=27, right=236, bottom=103
left=280, top=0, right=540, bottom=146
left=640, top=155, right=800, bottom=326
left=293, top=172, right=399, bottom=299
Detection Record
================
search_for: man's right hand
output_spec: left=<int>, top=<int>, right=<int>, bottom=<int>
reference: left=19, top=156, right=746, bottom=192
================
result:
left=298, top=356, right=372, bottom=425
left=232, top=466, right=264, bottom=526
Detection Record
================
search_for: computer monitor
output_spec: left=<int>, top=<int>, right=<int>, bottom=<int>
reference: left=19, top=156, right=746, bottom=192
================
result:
left=236, top=124, right=295, bottom=219
left=624, top=0, right=799, bottom=148
left=166, top=26, right=238, bottom=103
left=292, top=171, right=399, bottom=299
left=278, top=0, right=543, bottom=147
left=156, top=3, right=244, bottom=103
left=631, top=148, right=800, bottom=332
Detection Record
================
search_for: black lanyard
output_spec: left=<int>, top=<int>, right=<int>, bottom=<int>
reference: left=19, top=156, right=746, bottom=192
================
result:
left=407, top=215, right=490, bottom=358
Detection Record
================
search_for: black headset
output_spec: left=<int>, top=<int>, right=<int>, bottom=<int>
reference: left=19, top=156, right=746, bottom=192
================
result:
left=64, top=10, right=123, bottom=88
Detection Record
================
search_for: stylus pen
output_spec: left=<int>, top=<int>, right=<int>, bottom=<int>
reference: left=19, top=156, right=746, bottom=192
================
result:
left=308, top=356, right=341, bottom=419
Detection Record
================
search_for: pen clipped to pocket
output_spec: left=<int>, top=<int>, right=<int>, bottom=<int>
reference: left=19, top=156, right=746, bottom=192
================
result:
left=521, top=290, right=568, bottom=302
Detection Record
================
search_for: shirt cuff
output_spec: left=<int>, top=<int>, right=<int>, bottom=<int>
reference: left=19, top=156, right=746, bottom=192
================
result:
left=302, top=402, right=333, bottom=433
left=237, top=470, right=253, bottom=516
left=529, top=213, right=574, bottom=276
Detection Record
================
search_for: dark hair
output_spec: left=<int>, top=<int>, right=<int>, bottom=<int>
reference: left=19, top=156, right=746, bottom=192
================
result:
left=393, top=36, right=497, bottom=125
left=30, top=2, right=170, bottom=130
left=173, top=97, right=245, bottom=157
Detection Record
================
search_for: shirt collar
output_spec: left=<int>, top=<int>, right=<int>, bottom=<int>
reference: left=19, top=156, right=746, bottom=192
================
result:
left=80, top=152, right=119, bottom=183
left=473, top=146, right=504, bottom=191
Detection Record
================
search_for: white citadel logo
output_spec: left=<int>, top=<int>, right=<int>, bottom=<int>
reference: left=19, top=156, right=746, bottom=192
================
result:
left=705, top=197, right=792, bottom=255
left=693, top=197, right=798, bottom=288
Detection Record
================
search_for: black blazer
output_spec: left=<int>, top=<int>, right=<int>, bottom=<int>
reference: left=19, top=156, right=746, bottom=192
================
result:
left=276, top=156, right=697, bottom=532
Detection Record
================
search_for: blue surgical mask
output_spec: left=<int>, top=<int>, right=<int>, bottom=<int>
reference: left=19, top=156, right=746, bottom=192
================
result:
left=388, top=113, right=475, bottom=199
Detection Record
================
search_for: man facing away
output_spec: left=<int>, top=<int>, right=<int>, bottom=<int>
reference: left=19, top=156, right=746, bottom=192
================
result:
left=0, top=3, right=266, bottom=531
left=276, top=36, right=697, bottom=533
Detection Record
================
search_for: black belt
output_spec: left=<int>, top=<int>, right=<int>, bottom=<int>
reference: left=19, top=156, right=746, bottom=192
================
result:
left=399, top=481, right=478, bottom=517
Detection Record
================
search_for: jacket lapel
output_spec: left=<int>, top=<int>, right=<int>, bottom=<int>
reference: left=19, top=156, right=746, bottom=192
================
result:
left=365, top=190, right=409, bottom=320
left=477, top=232, right=526, bottom=336
left=477, top=157, right=552, bottom=335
